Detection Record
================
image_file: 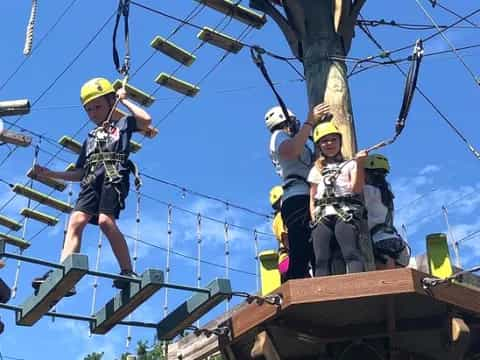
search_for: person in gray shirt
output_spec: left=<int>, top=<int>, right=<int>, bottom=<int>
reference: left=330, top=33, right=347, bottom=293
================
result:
left=266, top=103, right=330, bottom=279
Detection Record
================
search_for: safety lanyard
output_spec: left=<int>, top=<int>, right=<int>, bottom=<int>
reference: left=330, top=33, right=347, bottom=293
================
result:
left=113, top=0, right=131, bottom=76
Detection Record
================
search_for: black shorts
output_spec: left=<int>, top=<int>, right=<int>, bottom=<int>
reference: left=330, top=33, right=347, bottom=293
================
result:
left=74, top=175, right=129, bottom=225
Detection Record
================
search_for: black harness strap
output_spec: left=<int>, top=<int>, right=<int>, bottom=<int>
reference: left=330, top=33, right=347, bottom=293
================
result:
left=113, top=0, right=131, bottom=76
left=250, top=46, right=293, bottom=124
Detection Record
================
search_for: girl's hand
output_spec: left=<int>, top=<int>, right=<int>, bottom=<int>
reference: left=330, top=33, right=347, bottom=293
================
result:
left=32, top=164, right=52, bottom=178
left=308, top=103, right=331, bottom=124
left=354, top=149, right=369, bottom=164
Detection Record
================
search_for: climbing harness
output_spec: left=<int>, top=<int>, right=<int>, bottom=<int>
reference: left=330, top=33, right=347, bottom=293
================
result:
left=113, top=0, right=131, bottom=76
left=251, top=46, right=298, bottom=133
left=23, top=0, right=38, bottom=56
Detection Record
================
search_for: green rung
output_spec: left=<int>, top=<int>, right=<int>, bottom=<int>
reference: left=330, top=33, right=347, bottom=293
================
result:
left=112, top=80, right=155, bottom=107
left=91, top=269, right=164, bottom=334
left=17, top=254, right=89, bottom=326
left=12, top=184, right=73, bottom=213
left=151, top=36, right=196, bottom=66
left=58, top=136, right=82, bottom=154
left=26, top=168, right=66, bottom=192
left=129, top=140, right=142, bottom=153
left=198, top=27, right=244, bottom=53
left=20, top=208, right=59, bottom=226
left=65, top=163, right=76, bottom=172
left=0, top=233, right=30, bottom=250
left=156, top=278, right=232, bottom=340
left=155, top=73, right=200, bottom=97
left=194, top=0, right=266, bottom=29
left=0, top=215, right=22, bottom=231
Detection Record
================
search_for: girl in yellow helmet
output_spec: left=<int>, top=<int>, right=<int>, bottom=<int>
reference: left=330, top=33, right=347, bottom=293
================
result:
left=308, top=120, right=368, bottom=276
left=30, top=78, right=152, bottom=294
left=269, top=186, right=289, bottom=281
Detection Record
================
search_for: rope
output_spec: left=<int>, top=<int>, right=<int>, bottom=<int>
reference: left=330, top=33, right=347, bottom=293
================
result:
left=163, top=205, right=173, bottom=318
left=89, top=231, right=104, bottom=327
left=195, top=213, right=202, bottom=327
left=112, top=0, right=131, bottom=76
left=23, top=0, right=38, bottom=56
left=224, top=219, right=230, bottom=312
left=253, top=230, right=260, bottom=293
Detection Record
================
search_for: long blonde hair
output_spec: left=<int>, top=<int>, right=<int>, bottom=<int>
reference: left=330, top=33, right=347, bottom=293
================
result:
left=314, top=148, right=344, bottom=172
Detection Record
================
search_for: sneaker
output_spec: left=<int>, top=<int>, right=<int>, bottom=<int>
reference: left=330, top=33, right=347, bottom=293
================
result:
left=32, top=270, right=76, bottom=297
left=112, top=270, right=139, bottom=290
left=32, top=270, right=53, bottom=290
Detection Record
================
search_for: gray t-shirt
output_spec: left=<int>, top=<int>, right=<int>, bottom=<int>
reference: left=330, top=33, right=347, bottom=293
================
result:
left=269, top=130, right=313, bottom=200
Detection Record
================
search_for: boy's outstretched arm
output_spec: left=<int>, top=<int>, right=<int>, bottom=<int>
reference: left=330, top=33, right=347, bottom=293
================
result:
left=116, top=88, right=152, bottom=131
left=32, top=164, right=84, bottom=182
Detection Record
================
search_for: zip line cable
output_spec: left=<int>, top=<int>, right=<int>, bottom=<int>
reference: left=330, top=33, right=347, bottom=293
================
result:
left=358, top=23, right=480, bottom=160
left=428, top=0, right=480, bottom=29
left=358, top=18, right=480, bottom=30
left=415, top=0, right=480, bottom=87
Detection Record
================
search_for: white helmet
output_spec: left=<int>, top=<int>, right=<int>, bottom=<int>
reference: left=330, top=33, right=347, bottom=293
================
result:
left=265, top=106, right=295, bottom=131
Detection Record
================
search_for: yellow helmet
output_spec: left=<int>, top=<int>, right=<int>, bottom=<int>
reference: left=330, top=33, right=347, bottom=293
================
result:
left=269, top=186, right=283, bottom=206
left=313, top=121, right=342, bottom=143
left=365, top=154, right=390, bottom=172
left=80, top=78, right=115, bottom=106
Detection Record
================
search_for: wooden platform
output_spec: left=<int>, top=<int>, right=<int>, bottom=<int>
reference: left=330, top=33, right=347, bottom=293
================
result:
left=216, top=268, right=480, bottom=360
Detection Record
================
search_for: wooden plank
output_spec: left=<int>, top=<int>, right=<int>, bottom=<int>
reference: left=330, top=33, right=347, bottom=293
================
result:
left=0, top=214, right=22, bottom=231
left=151, top=36, right=196, bottom=66
left=112, top=80, right=155, bottom=107
left=16, top=254, right=88, bottom=326
left=90, top=269, right=164, bottom=334
left=197, top=27, right=244, bottom=53
left=58, top=136, right=82, bottom=154
left=0, top=129, right=32, bottom=147
left=26, top=167, right=66, bottom=192
left=0, top=232, right=30, bottom=250
left=194, top=0, right=266, bottom=29
left=250, top=331, right=281, bottom=360
left=155, top=73, right=200, bottom=97
left=157, top=278, right=232, bottom=340
left=129, top=140, right=142, bottom=153
left=12, top=183, right=73, bottom=213
left=0, top=99, right=30, bottom=116
left=20, top=208, right=59, bottom=226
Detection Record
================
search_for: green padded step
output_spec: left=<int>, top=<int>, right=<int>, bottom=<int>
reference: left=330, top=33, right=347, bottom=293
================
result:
left=155, top=73, right=200, bottom=97
left=151, top=36, right=196, bottom=66
left=26, top=168, right=66, bottom=192
left=58, top=136, right=82, bottom=154
left=112, top=80, right=155, bottom=107
left=17, top=254, right=89, bottom=326
left=20, top=208, right=59, bottom=226
left=65, top=163, right=76, bottom=172
left=198, top=27, right=244, bottom=53
left=156, top=278, right=232, bottom=340
left=90, top=269, right=164, bottom=335
left=0, top=215, right=22, bottom=231
left=129, top=140, right=142, bottom=153
left=194, top=0, right=266, bottom=29
left=12, top=184, right=73, bottom=213
left=0, top=233, right=30, bottom=250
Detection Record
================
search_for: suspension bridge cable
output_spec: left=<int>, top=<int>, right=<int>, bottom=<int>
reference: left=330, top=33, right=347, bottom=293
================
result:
left=358, top=23, right=480, bottom=160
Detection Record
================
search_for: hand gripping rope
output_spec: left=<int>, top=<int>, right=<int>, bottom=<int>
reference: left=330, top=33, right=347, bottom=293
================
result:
left=113, top=0, right=131, bottom=77
left=250, top=46, right=294, bottom=125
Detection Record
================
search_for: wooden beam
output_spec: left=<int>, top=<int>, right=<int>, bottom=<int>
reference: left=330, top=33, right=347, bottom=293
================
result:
left=16, top=254, right=88, bottom=326
left=250, top=331, right=281, bottom=360
left=155, top=73, right=200, bottom=97
left=90, top=269, right=164, bottom=334
left=0, top=233, right=30, bottom=250
left=0, top=214, right=22, bottom=231
left=151, top=36, right=196, bottom=66
left=195, top=0, right=266, bottom=29
left=0, top=99, right=30, bottom=116
left=20, top=208, right=59, bottom=226
left=26, top=167, right=67, bottom=192
left=58, top=136, right=82, bottom=154
left=12, top=183, right=73, bottom=213
left=197, top=27, right=244, bottom=53
left=157, top=278, right=232, bottom=340
left=112, top=80, right=155, bottom=107
left=0, top=129, right=32, bottom=147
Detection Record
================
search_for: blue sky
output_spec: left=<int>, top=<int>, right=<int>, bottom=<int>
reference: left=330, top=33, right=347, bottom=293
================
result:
left=0, top=1, right=479, bottom=359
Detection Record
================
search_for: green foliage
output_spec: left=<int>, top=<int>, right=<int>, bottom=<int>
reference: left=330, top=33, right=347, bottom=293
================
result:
left=84, top=352, right=104, bottom=360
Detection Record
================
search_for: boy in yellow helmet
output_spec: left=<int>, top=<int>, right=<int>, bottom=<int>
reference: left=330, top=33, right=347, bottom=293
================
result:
left=269, top=186, right=289, bottom=281
left=31, top=78, right=152, bottom=294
